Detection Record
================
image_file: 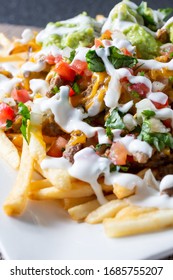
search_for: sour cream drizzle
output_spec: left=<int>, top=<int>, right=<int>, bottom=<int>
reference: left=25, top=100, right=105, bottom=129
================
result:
left=38, top=86, right=96, bottom=137
left=0, top=74, right=22, bottom=99
left=42, top=146, right=143, bottom=205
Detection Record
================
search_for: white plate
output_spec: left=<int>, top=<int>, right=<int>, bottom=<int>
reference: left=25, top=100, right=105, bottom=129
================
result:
left=0, top=158, right=173, bottom=260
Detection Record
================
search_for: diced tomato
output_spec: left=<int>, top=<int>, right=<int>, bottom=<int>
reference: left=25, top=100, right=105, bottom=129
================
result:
left=121, top=48, right=132, bottom=56
left=163, top=118, right=172, bottom=128
left=45, top=54, right=55, bottom=65
left=69, top=87, right=76, bottom=97
left=0, top=102, right=15, bottom=127
left=47, top=136, right=68, bottom=157
left=45, top=54, right=62, bottom=65
left=71, top=60, right=88, bottom=75
left=54, top=61, right=76, bottom=82
left=11, top=88, right=31, bottom=103
left=129, top=83, right=149, bottom=97
left=152, top=99, right=168, bottom=109
left=109, top=142, right=128, bottom=165
left=94, top=38, right=104, bottom=48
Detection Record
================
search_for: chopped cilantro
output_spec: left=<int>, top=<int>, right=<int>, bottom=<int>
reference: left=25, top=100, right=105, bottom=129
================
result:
left=108, top=46, right=138, bottom=69
left=131, top=90, right=140, bottom=98
left=169, top=76, right=173, bottom=82
left=72, top=82, right=80, bottom=94
left=138, top=118, right=173, bottom=151
left=170, top=52, right=173, bottom=58
left=86, top=50, right=106, bottom=72
left=139, top=71, right=145, bottom=76
left=142, top=110, right=156, bottom=119
left=110, top=164, right=129, bottom=173
left=18, top=102, right=30, bottom=143
left=51, top=85, right=60, bottom=94
left=86, top=46, right=138, bottom=72
left=105, top=108, right=126, bottom=139
left=69, top=50, right=76, bottom=62
left=6, top=119, right=13, bottom=129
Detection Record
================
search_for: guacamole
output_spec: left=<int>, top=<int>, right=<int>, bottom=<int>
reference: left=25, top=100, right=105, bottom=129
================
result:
left=101, top=0, right=173, bottom=59
left=36, top=13, right=101, bottom=49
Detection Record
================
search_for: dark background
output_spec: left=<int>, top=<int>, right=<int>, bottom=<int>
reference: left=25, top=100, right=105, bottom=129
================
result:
left=0, top=0, right=173, bottom=27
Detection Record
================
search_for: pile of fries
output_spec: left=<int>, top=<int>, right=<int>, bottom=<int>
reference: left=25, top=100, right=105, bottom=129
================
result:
left=1, top=5, right=173, bottom=239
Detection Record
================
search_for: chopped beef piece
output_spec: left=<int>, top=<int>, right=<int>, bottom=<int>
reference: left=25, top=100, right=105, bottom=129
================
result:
left=63, top=143, right=83, bottom=163
left=11, top=115, right=22, bottom=133
left=46, top=74, right=63, bottom=98
left=42, top=114, right=62, bottom=136
left=156, top=29, right=169, bottom=43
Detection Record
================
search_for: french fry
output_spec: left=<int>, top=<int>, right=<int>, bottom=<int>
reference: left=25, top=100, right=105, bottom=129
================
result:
left=35, top=162, right=72, bottom=190
left=68, top=194, right=116, bottom=221
left=115, top=205, right=157, bottom=220
left=29, top=179, right=52, bottom=191
left=104, top=209, right=173, bottom=237
left=0, top=129, right=20, bottom=169
left=29, top=180, right=94, bottom=200
left=68, top=200, right=100, bottom=221
left=63, top=195, right=96, bottom=210
left=113, top=183, right=135, bottom=199
left=85, top=199, right=128, bottom=224
left=3, top=139, right=34, bottom=216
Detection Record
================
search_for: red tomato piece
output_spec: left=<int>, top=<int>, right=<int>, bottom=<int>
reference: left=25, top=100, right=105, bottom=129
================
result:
left=163, top=118, right=172, bottom=128
left=129, top=83, right=149, bottom=97
left=45, top=54, right=55, bottom=65
left=47, top=136, right=68, bottom=158
left=152, top=99, right=168, bottom=109
left=109, top=142, right=128, bottom=165
left=45, top=54, right=62, bottom=65
left=0, top=102, right=15, bottom=127
left=71, top=60, right=88, bottom=75
left=69, top=87, right=76, bottom=97
left=55, top=61, right=76, bottom=82
left=121, top=48, right=132, bottom=56
left=11, top=88, right=31, bottom=103
left=94, top=38, right=104, bottom=48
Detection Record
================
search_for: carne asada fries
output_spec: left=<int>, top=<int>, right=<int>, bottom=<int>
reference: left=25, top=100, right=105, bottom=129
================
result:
left=1, top=0, right=173, bottom=237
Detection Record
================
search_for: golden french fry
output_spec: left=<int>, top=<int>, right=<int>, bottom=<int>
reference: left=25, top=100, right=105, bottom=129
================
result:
left=64, top=195, right=96, bottom=210
left=68, top=200, right=100, bottom=221
left=3, top=139, right=34, bottom=216
left=85, top=199, right=128, bottom=224
left=29, top=180, right=94, bottom=200
left=29, top=124, right=46, bottom=162
left=29, top=179, right=52, bottom=191
left=115, top=205, right=157, bottom=220
left=113, top=183, right=135, bottom=199
left=0, top=129, right=20, bottom=169
left=68, top=194, right=116, bottom=221
left=35, top=162, right=72, bottom=190
left=104, top=209, right=173, bottom=237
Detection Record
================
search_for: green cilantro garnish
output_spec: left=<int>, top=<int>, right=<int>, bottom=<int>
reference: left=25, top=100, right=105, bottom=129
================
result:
left=18, top=102, right=30, bottom=143
left=138, top=118, right=173, bottom=151
left=6, top=119, right=13, bottom=129
left=69, top=50, right=76, bottom=62
left=142, top=110, right=156, bottom=119
left=86, top=46, right=138, bottom=72
left=72, top=82, right=80, bottom=94
left=139, top=71, right=145, bottom=76
left=110, top=164, right=129, bottom=173
left=131, top=90, right=140, bottom=98
left=86, top=50, right=106, bottom=72
left=105, top=108, right=126, bottom=140
left=51, top=85, right=60, bottom=94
